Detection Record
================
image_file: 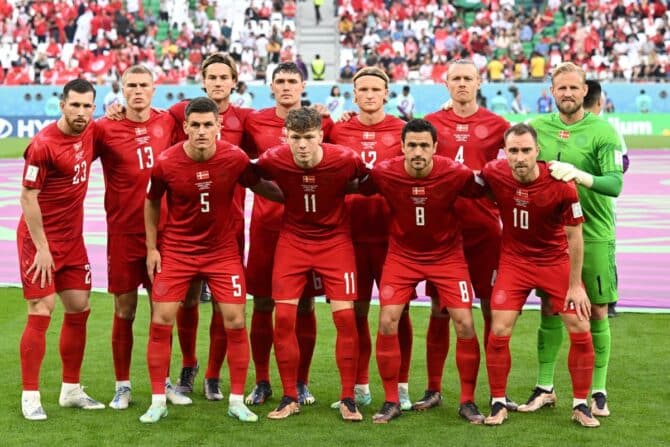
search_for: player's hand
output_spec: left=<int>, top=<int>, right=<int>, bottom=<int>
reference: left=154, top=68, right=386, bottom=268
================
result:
left=106, top=102, right=126, bottom=121
left=548, top=161, right=594, bottom=186
left=26, top=247, right=55, bottom=288
left=338, top=110, right=357, bottom=122
left=441, top=99, right=453, bottom=111
left=146, top=248, right=162, bottom=283
left=312, top=103, right=330, bottom=117
left=564, top=285, right=591, bottom=321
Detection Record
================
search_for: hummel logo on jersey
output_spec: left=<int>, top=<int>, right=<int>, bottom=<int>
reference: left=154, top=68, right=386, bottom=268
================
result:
left=558, top=130, right=570, bottom=139
left=135, top=127, right=147, bottom=136
left=456, top=124, right=469, bottom=132
left=362, top=131, right=376, bottom=140
left=412, top=186, right=425, bottom=196
left=196, top=171, right=210, bottom=180
left=303, top=175, right=316, bottom=184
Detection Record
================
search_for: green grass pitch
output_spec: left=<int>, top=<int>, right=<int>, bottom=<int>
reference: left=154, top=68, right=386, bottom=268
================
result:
left=0, top=287, right=667, bottom=445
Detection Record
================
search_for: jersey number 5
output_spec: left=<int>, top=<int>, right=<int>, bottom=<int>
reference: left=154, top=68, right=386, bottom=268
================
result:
left=200, top=192, right=210, bottom=213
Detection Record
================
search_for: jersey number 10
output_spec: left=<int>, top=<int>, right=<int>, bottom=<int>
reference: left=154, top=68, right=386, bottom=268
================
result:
left=513, top=208, right=529, bottom=229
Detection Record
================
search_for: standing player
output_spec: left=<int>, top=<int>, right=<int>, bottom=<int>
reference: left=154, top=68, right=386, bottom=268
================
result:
left=255, top=107, right=365, bottom=421
left=363, top=119, right=485, bottom=424
left=141, top=97, right=282, bottom=423
left=18, top=79, right=104, bottom=420
left=480, top=123, right=598, bottom=428
left=421, top=59, right=512, bottom=412
left=327, top=66, right=413, bottom=410
left=96, top=64, right=194, bottom=410
left=520, top=62, right=623, bottom=417
left=168, top=53, right=254, bottom=400
left=244, top=62, right=333, bottom=406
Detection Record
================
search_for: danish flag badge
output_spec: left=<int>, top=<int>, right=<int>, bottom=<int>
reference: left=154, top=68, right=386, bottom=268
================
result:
left=558, top=130, right=570, bottom=139
left=303, top=175, right=316, bottom=184
left=362, top=131, right=376, bottom=140
left=196, top=171, right=210, bottom=180
left=412, top=186, right=425, bottom=196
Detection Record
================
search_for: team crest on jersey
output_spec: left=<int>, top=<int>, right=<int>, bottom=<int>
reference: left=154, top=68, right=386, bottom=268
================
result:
left=135, top=127, right=148, bottom=136
left=514, top=189, right=529, bottom=207
left=196, top=171, right=210, bottom=180
left=456, top=124, right=469, bottom=132
left=362, top=131, right=376, bottom=140
left=558, top=130, right=570, bottom=139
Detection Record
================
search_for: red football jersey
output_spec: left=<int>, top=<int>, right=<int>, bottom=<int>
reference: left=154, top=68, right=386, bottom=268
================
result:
left=19, top=121, right=95, bottom=241
left=244, top=107, right=334, bottom=232
left=256, top=143, right=366, bottom=241
left=481, top=160, right=585, bottom=266
left=96, top=110, right=177, bottom=234
left=366, top=155, right=485, bottom=263
left=329, top=115, right=404, bottom=244
left=424, top=107, right=509, bottom=232
left=147, top=140, right=258, bottom=256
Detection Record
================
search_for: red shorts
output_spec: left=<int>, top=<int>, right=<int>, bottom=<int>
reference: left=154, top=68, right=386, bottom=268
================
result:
left=246, top=226, right=322, bottom=298
left=491, top=260, right=576, bottom=315
left=107, top=233, right=151, bottom=295
left=354, top=241, right=388, bottom=301
left=17, top=230, right=91, bottom=300
left=462, top=227, right=501, bottom=301
left=152, top=252, right=246, bottom=304
left=273, top=235, right=356, bottom=301
left=380, top=252, right=473, bottom=310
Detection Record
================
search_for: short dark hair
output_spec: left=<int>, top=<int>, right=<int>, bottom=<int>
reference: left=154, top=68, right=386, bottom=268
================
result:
left=504, top=122, right=538, bottom=144
left=185, top=96, right=219, bottom=119
left=584, top=80, right=602, bottom=109
left=401, top=119, right=437, bottom=144
left=272, top=62, right=304, bottom=81
left=63, top=79, right=96, bottom=100
left=285, top=107, right=321, bottom=133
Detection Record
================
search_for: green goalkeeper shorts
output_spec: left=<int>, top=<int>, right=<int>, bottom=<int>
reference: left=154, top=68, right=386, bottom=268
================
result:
left=582, top=240, right=619, bottom=305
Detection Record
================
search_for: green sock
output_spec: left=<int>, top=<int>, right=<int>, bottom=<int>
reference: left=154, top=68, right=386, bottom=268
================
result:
left=537, top=314, right=564, bottom=388
left=590, top=318, right=611, bottom=392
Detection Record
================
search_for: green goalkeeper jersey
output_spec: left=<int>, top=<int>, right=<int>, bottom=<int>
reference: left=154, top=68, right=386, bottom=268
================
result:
left=531, top=112, right=624, bottom=242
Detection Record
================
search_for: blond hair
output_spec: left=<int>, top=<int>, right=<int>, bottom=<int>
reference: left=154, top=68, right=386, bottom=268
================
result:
left=121, top=65, right=154, bottom=84
left=551, top=62, right=586, bottom=84
left=353, top=66, right=390, bottom=88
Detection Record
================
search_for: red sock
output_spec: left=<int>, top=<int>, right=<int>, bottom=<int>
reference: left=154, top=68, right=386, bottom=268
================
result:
left=568, top=331, right=594, bottom=399
left=456, top=336, right=481, bottom=403
left=147, top=322, right=173, bottom=394
left=376, top=332, right=400, bottom=403
left=426, top=315, right=450, bottom=391
left=274, top=303, right=298, bottom=400
left=177, top=304, right=199, bottom=367
left=296, top=310, right=317, bottom=384
left=225, top=327, right=250, bottom=395
left=398, top=310, right=413, bottom=383
left=333, top=308, right=358, bottom=400
left=250, top=310, right=273, bottom=383
left=20, top=315, right=51, bottom=390
left=486, top=334, right=511, bottom=398
left=205, top=310, right=227, bottom=380
left=60, top=309, right=89, bottom=383
left=112, top=314, right=134, bottom=381
left=355, top=315, right=371, bottom=385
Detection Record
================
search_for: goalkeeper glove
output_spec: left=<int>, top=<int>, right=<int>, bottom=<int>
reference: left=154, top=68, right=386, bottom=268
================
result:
left=548, top=161, right=594, bottom=187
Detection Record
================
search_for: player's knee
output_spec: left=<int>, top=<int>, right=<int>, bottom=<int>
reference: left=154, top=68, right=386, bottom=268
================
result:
left=223, top=313, right=245, bottom=329
left=378, top=310, right=400, bottom=335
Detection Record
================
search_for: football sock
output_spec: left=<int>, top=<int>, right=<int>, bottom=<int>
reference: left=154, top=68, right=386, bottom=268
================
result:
left=376, top=332, right=400, bottom=404
left=176, top=304, right=199, bottom=368
left=483, top=314, right=492, bottom=350
left=112, top=314, right=134, bottom=381
left=590, top=318, right=611, bottom=392
left=296, top=309, right=317, bottom=384
left=398, top=309, right=413, bottom=384
left=225, top=327, right=250, bottom=395
left=355, top=315, right=371, bottom=385
left=486, top=334, right=511, bottom=398
left=332, top=308, right=358, bottom=400
left=20, top=314, right=51, bottom=391
left=147, top=322, right=172, bottom=394
left=426, top=315, right=450, bottom=391
left=250, top=309, right=273, bottom=383
left=205, top=309, right=227, bottom=380
left=60, top=309, right=89, bottom=384
left=274, top=303, right=299, bottom=400
left=537, top=314, right=563, bottom=388
left=456, top=336, right=480, bottom=404
left=568, top=331, right=594, bottom=399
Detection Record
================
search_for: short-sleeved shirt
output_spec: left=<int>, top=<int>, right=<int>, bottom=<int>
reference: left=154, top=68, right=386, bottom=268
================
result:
left=365, top=155, right=485, bottom=263
left=256, top=143, right=366, bottom=242
left=96, top=111, right=177, bottom=235
left=147, top=141, right=258, bottom=257
left=329, top=115, right=404, bottom=244
left=169, top=100, right=252, bottom=147
left=424, top=107, right=509, bottom=232
left=244, top=107, right=334, bottom=232
left=481, top=160, right=585, bottom=266
left=19, top=121, right=95, bottom=241
left=531, top=112, right=623, bottom=242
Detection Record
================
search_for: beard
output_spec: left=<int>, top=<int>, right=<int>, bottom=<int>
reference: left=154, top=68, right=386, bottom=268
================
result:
left=556, top=98, right=583, bottom=115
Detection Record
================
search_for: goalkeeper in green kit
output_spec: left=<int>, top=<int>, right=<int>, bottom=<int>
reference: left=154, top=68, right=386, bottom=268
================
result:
left=517, top=62, right=624, bottom=418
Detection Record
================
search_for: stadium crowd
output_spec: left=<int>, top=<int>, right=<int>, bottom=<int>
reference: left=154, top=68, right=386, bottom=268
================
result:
left=337, top=0, right=670, bottom=83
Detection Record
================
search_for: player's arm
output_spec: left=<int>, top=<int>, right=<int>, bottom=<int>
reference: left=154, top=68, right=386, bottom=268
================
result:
left=548, top=161, right=622, bottom=196
left=144, top=197, right=161, bottom=283
left=564, top=223, right=591, bottom=320
left=250, top=179, right=284, bottom=203
left=19, top=186, right=54, bottom=288
left=243, top=158, right=284, bottom=203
